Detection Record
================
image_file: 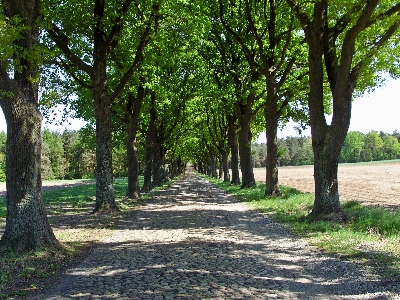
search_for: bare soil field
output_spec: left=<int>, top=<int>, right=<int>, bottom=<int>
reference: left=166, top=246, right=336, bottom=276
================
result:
left=254, top=161, right=400, bottom=210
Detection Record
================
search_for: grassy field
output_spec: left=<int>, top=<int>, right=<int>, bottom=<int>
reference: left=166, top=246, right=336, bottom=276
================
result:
left=205, top=176, right=400, bottom=282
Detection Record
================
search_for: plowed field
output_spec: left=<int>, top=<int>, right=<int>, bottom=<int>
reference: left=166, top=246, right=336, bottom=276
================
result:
left=253, top=161, right=400, bottom=210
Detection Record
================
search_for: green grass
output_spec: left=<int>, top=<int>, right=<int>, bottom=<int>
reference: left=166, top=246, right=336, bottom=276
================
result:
left=205, top=176, right=400, bottom=280
left=0, top=177, right=147, bottom=217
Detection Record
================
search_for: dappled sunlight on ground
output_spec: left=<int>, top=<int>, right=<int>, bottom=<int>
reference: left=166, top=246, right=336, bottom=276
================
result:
left=40, top=168, right=399, bottom=299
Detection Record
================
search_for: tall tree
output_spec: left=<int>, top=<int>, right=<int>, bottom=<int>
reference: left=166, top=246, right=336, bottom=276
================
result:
left=218, top=0, right=307, bottom=195
left=197, top=29, right=241, bottom=185
left=125, top=84, right=145, bottom=199
left=0, top=0, right=58, bottom=252
left=287, top=0, right=400, bottom=214
left=44, top=0, right=159, bottom=212
left=364, top=131, right=384, bottom=161
left=382, top=135, right=400, bottom=160
left=208, top=17, right=264, bottom=188
left=340, top=131, right=364, bottom=162
left=227, top=113, right=241, bottom=185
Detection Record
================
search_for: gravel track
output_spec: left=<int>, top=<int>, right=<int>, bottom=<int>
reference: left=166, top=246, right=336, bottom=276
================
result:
left=38, top=168, right=399, bottom=299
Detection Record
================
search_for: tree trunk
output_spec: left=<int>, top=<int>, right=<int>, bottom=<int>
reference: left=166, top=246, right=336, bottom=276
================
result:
left=152, top=141, right=163, bottom=187
left=199, top=161, right=205, bottom=174
left=0, top=0, right=58, bottom=253
left=91, top=8, right=116, bottom=212
left=1, top=101, right=59, bottom=253
left=221, top=151, right=230, bottom=182
left=238, top=124, right=256, bottom=188
left=304, top=1, right=341, bottom=215
left=126, top=88, right=144, bottom=199
left=93, top=92, right=116, bottom=212
left=234, top=92, right=256, bottom=189
left=264, top=83, right=280, bottom=196
left=141, top=122, right=155, bottom=193
left=210, top=156, right=217, bottom=178
left=126, top=123, right=140, bottom=199
left=227, top=114, right=240, bottom=185
left=312, top=128, right=342, bottom=214
left=160, top=153, right=169, bottom=183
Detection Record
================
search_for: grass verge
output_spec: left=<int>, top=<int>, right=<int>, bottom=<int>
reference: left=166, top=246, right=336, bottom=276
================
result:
left=205, top=176, right=400, bottom=281
left=0, top=176, right=176, bottom=299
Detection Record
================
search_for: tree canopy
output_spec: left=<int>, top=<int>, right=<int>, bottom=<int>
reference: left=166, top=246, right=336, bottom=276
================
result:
left=0, top=0, right=399, bottom=253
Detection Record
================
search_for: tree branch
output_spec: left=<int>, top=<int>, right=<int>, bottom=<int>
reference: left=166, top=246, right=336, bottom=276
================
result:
left=244, top=0, right=265, bottom=61
left=110, top=4, right=159, bottom=101
left=276, top=17, right=294, bottom=72
left=56, top=57, right=92, bottom=89
left=47, top=24, right=93, bottom=77
left=104, top=0, right=135, bottom=51
left=277, top=57, right=295, bottom=90
left=366, top=3, right=400, bottom=28
left=218, top=0, right=258, bottom=69
left=335, top=0, right=379, bottom=94
left=285, top=0, right=311, bottom=28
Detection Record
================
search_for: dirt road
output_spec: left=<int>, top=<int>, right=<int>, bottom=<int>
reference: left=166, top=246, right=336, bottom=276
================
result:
left=40, top=170, right=399, bottom=299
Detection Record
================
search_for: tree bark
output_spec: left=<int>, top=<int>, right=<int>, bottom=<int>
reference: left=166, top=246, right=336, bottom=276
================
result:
left=264, top=79, right=280, bottom=196
left=237, top=123, right=256, bottom=188
left=152, top=141, right=163, bottom=187
left=211, top=156, right=217, bottom=178
left=227, top=114, right=240, bottom=185
left=141, top=103, right=157, bottom=193
left=221, top=151, right=230, bottom=182
left=265, top=114, right=280, bottom=195
left=141, top=127, right=153, bottom=193
left=91, top=0, right=117, bottom=213
left=92, top=89, right=117, bottom=212
left=312, top=128, right=342, bottom=214
left=304, top=0, right=340, bottom=215
left=125, top=87, right=144, bottom=199
left=0, top=0, right=58, bottom=253
left=234, top=92, right=256, bottom=189
left=1, top=100, right=59, bottom=253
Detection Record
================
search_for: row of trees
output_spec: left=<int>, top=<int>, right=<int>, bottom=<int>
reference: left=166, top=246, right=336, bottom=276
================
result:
left=0, top=0, right=399, bottom=253
left=1, top=125, right=188, bottom=182
left=251, top=130, right=400, bottom=168
left=0, top=129, right=96, bottom=182
left=2, top=128, right=399, bottom=183
left=340, top=131, right=400, bottom=162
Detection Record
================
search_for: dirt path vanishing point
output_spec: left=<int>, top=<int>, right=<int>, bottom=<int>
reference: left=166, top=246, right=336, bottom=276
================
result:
left=37, top=168, right=399, bottom=300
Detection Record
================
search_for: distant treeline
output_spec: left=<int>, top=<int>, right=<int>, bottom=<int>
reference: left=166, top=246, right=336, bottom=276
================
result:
left=1, top=129, right=400, bottom=182
left=252, top=130, right=400, bottom=168
left=0, top=128, right=129, bottom=182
